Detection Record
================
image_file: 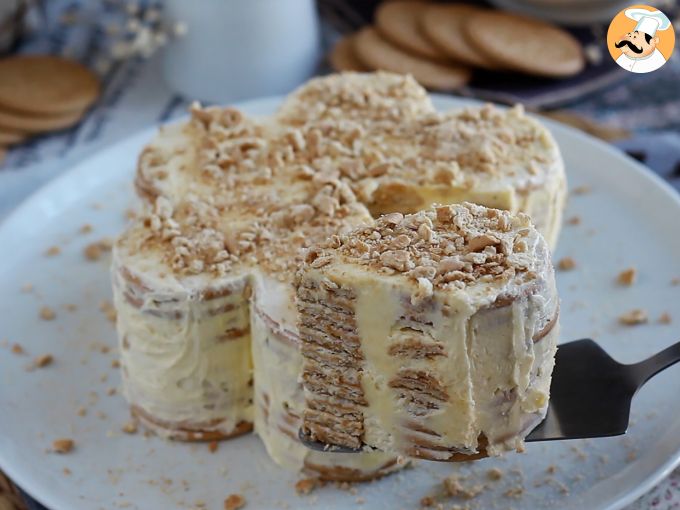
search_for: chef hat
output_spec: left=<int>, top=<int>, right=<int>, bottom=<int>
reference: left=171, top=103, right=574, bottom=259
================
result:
left=624, top=8, right=671, bottom=37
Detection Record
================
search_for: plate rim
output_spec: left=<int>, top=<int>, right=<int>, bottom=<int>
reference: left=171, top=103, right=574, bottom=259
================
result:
left=1, top=93, right=679, bottom=510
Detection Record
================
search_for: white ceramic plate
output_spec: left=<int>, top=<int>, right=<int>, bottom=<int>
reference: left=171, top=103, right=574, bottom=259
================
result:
left=1, top=96, right=679, bottom=510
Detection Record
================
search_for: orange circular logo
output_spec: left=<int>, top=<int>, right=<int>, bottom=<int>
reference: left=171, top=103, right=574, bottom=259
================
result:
left=607, top=4, right=675, bottom=73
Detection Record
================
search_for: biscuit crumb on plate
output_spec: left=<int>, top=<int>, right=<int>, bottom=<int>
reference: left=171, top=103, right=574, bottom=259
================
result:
left=52, top=438, right=75, bottom=454
left=11, top=343, right=24, bottom=355
left=443, top=475, right=483, bottom=499
left=617, top=267, right=637, bottom=286
left=39, top=306, right=56, bottom=320
left=658, top=312, right=672, bottom=324
left=619, top=309, right=648, bottom=326
left=504, top=486, right=524, bottom=498
left=99, top=300, right=117, bottom=322
left=558, top=257, right=576, bottom=271
left=420, top=496, right=435, bottom=507
left=122, top=421, right=138, bottom=434
left=45, top=245, right=61, bottom=256
left=34, top=354, right=54, bottom=368
left=487, top=468, right=503, bottom=481
left=571, top=185, right=591, bottom=195
left=295, top=478, right=317, bottom=495
left=84, top=242, right=103, bottom=261
left=224, top=493, right=245, bottom=510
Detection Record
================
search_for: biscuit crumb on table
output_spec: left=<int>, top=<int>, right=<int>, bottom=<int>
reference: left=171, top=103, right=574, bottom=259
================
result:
left=52, top=438, right=75, bottom=454
left=617, top=267, right=637, bottom=286
left=224, top=493, right=245, bottom=510
left=558, top=257, right=576, bottom=271
left=619, top=309, right=648, bottom=326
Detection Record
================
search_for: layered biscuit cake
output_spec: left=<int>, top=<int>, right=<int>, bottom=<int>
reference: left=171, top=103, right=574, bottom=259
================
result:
left=297, top=203, right=559, bottom=460
left=112, top=72, right=565, bottom=475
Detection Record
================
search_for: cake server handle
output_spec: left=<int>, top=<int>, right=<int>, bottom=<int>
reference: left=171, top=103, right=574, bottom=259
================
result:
left=628, top=340, right=680, bottom=389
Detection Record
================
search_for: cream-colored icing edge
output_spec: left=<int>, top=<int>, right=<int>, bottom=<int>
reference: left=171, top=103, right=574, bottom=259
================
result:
left=250, top=298, right=399, bottom=475
left=111, top=255, right=253, bottom=432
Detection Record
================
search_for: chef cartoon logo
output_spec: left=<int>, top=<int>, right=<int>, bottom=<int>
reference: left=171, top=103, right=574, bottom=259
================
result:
left=607, top=5, right=675, bottom=73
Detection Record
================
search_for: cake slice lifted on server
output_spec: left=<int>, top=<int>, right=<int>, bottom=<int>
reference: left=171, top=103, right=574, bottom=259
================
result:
left=297, top=202, right=559, bottom=460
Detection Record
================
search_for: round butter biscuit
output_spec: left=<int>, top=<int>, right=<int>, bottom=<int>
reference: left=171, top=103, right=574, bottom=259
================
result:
left=0, top=128, right=25, bottom=145
left=353, top=27, right=471, bottom=91
left=375, top=1, right=448, bottom=61
left=0, top=56, right=100, bottom=115
left=464, top=11, right=585, bottom=78
left=0, top=107, right=84, bottom=133
left=329, top=34, right=369, bottom=72
left=422, top=4, right=501, bottom=69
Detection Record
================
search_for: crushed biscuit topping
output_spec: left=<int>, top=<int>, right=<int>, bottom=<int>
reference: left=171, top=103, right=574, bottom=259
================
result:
left=304, top=203, right=545, bottom=300
left=277, top=72, right=432, bottom=127
left=122, top=73, right=560, bottom=282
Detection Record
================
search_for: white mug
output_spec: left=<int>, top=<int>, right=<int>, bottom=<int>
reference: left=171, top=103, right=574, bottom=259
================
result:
left=163, top=0, right=321, bottom=104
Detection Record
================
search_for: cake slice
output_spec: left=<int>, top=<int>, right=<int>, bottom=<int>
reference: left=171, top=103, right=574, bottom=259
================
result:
left=297, top=203, right=559, bottom=460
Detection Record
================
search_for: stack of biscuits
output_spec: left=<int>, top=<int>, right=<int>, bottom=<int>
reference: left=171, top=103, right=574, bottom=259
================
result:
left=331, top=1, right=585, bottom=90
left=112, top=72, right=566, bottom=480
left=0, top=55, right=100, bottom=163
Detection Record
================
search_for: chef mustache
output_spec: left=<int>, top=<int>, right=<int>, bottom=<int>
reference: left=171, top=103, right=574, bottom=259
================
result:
left=615, top=39, right=644, bottom=54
